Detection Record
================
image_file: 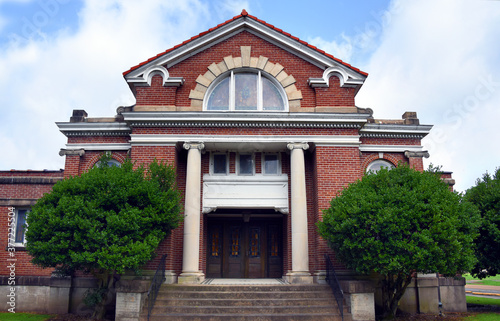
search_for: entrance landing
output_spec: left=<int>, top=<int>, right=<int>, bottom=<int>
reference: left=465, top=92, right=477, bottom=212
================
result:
left=202, top=278, right=288, bottom=285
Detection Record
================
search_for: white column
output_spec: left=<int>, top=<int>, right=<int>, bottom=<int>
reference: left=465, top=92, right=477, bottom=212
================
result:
left=178, top=142, right=205, bottom=284
left=286, top=142, right=313, bottom=284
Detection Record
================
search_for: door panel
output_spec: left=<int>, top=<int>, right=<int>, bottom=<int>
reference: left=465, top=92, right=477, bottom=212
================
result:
left=207, top=218, right=282, bottom=278
left=226, top=225, right=243, bottom=278
left=247, top=226, right=263, bottom=278
left=267, top=224, right=283, bottom=278
left=206, top=224, right=222, bottom=278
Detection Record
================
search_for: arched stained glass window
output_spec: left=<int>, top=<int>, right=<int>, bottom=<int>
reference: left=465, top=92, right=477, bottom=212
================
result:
left=94, top=159, right=121, bottom=168
left=262, top=77, right=284, bottom=111
left=206, top=70, right=287, bottom=112
left=207, top=77, right=230, bottom=110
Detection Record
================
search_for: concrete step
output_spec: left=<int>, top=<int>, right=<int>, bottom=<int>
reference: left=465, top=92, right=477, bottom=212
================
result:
left=143, top=283, right=350, bottom=321
left=152, top=305, right=341, bottom=315
left=155, top=297, right=337, bottom=307
left=157, top=290, right=335, bottom=300
left=144, top=313, right=352, bottom=321
left=159, top=284, right=332, bottom=292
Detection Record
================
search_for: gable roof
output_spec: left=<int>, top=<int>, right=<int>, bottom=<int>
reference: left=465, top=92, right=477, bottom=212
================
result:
left=123, top=10, right=367, bottom=86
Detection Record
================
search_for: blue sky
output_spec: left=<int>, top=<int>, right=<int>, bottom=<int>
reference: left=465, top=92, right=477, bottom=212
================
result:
left=0, top=0, right=499, bottom=192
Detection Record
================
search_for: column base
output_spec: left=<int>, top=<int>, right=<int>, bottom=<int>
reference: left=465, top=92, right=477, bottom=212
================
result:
left=164, top=271, right=178, bottom=284
left=285, top=272, right=314, bottom=284
left=177, top=272, right=205, bottom=284
left=313, top=270, right=327, bottom=284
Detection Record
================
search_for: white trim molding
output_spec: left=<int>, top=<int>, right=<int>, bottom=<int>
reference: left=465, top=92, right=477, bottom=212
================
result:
left=130, top=134, right=360, bottom=149
left=57, top=122, right=131, bottom=137
left=360, top=123, right=433, bottom=139
left=122, top=111, right=369, bottom=129
left=64, top=143, right=131, bottom=151
left=359, top=145, right=424, bottom=153
left=308, top=66, right=365, bottom=88
left=126, top=65, right=185, bottom=88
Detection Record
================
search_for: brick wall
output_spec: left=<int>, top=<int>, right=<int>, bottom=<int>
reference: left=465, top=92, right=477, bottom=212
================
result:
left=0, top=170, right=64, bottom=276
left=314, top=146, right=363, bottom=270
left=134, top=31, right=357, bottom=109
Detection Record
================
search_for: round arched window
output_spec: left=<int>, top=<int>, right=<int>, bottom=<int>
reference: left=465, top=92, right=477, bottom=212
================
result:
left=205, top=70, right=287, bottom=112
left=366, top=159, right=395, bottom=173
left=94, top=159, right=121, bottom=168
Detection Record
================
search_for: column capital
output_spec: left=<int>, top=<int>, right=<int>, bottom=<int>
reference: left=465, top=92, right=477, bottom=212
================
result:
left=287, top=142, right=309, bottom=151
left=183, top=142, right=205, bottom=151
left=59, top=148, right=85, bottom=157
left=404, top=150, right=430, bottom=158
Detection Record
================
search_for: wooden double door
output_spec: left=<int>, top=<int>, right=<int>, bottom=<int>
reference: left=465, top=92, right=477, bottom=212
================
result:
left=207, top=218, right=283, bottom=278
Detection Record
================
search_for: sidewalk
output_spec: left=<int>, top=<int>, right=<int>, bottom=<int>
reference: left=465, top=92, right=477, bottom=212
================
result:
left=465, top=281, right=500, bottom=298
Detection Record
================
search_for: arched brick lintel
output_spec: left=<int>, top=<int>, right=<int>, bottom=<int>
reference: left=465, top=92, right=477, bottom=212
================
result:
left=361, top=153, right=403, bottom=173
left=188, top=46, right=302, bottom=110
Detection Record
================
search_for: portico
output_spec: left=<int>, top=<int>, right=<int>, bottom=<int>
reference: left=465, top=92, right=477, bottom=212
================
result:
left=176, top=138, right=315, bottom=284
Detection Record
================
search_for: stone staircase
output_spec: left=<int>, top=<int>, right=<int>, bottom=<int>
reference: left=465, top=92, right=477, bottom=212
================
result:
left=141, top=283, right=351, bottom=321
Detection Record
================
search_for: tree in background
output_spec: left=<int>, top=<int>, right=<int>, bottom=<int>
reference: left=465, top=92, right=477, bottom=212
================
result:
left=26, top=156, right=183, bottom=320
left=318, top=165, right=479, bottom=320
left=465, top=167, right=500, bottom=279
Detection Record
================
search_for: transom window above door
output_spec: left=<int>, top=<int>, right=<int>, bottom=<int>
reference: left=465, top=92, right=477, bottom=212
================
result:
left=205, top=70, right=287, bottom=112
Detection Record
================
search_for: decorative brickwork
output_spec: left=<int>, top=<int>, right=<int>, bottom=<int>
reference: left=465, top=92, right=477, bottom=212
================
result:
left=83, top=152, right=128, bottom=172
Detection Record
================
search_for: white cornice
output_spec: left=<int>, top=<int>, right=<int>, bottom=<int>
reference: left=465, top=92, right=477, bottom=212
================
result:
left=130, top=134, right=360, bottom=149
left=122, top=112, right=368, bottom=129
left=65, top=143, right=131, bottom=151
left=124, top=17, right=366, bottom=86
left=359, top=145, right=423, bottom=153
left=360, top=123, right=432, bottom=139
left=56, top=122, right=131, bottom=137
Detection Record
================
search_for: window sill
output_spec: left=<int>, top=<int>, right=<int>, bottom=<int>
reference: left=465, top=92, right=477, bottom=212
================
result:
left=203, top=174, right=288, bottom=183
left=5, top=246, right=27, bottom=251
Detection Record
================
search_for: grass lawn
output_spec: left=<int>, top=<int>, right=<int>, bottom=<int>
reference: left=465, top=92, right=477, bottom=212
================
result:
left=0, top=313, right=54, bottom=321
left=467, top=296, right=500, bottom=307
left=464, top=313, right=500, bottom=321
left=466, top=295, right=500, bottom=320
left=464, top=274, right=500, bottom=286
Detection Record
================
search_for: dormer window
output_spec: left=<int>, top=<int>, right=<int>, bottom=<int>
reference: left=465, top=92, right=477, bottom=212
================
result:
left=206, top=70, right=287, bottom=112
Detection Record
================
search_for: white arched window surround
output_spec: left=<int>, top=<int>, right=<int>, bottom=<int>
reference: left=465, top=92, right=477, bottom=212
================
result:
left=366, top=159, right=395, bottom=173
left=204, top=69, right=288, bottom=112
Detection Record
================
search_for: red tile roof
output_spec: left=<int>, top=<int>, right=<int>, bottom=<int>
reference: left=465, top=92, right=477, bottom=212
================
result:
left=123, top=10, right=368, bottom=77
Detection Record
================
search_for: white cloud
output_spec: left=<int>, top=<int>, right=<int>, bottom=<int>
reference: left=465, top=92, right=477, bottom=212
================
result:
left=1, top=0, right=498, bottom=194
left=0, top=0, right=241, bottom=170
left=308, top=35, right=353, bottom=63
left=214, top=0, right=250, bottom=18
left=308, top=0, right=404, bottom=65
left=355, top=0, right=500, bottom=191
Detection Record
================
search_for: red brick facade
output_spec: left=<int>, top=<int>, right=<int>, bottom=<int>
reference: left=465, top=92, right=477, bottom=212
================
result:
left=0, top=170, right=64, bottom=276
left=1, top=12, right=433, bottom=281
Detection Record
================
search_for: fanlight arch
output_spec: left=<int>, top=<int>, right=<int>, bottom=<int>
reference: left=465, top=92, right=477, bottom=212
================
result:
left=366, top=159, right=395, bottom=173
left=189, top=46, right=302, bottom=110
left=205, top=69, right=287, bottom=112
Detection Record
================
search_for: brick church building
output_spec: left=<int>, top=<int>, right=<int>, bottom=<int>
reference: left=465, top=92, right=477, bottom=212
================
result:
left=1, top=10, right=465, bottom=319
